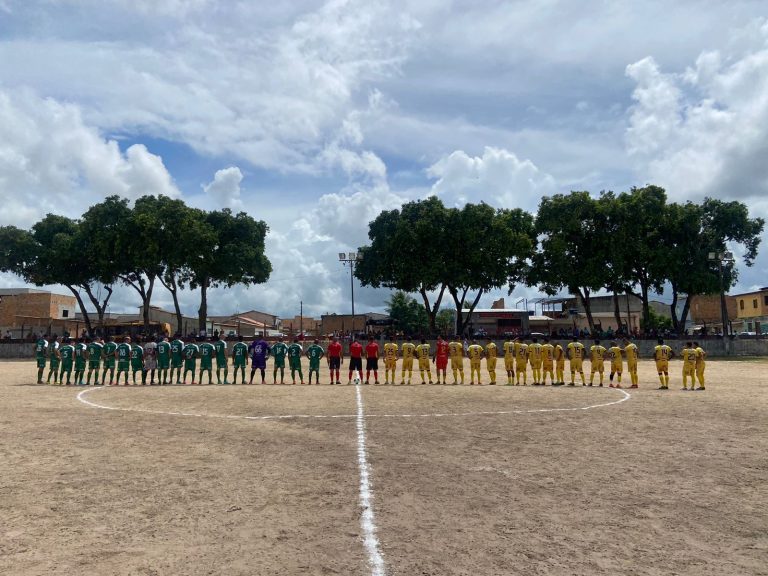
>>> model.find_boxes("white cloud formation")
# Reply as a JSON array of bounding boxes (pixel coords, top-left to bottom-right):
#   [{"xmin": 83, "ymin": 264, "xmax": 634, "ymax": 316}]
[
  {"xmin": 202, "ymin": 167, "xmax": 243, "ymax": 210},
  {"xmin": 427, "ymin": 146, "xmax": 557, "ymax": 211},
  {"xmin": 0, "ymin": 89, "xmax": 179, "ymax": 227}
]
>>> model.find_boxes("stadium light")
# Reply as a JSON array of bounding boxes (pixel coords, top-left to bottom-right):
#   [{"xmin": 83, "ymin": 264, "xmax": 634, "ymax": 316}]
[
  {"xmin": 339, "ymin": 252, "xmax": 362, "ymax": 335},
  {"xmin": 338, "ymin": 253, "xmax": 346, "ymax": 261}
]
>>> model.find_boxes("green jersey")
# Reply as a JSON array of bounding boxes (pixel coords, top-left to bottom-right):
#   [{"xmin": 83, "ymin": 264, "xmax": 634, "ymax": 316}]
[
  {"xmin": 287, "ymin": 343, "xmax": 303, "ymax": 365},
  {"xmin": 182, "ymin": 343, "xmax": 199, "ymax": 369},
  {"xmin": 232, "ymin": 342, "xmax": 248, "ymax": 366},
  {"xmin": 199, "ymin": 342, "xmax": 215, "ymax": 369},
  {"xmin": 157, "ymin": 340, "xmax": 171, "ymax": 369},
  {"xmin": 170, "ymin": 339, "xmax": 184, "ymax": 368},
  {"xmin": 271, "ymin": 341, "xmax": 288, "ymax": 367},
  {"xmin": 35, "ymin": 338, "xmax": 48, "ymax": 360},
  {"xmin": 49, "ymin": 342, "xmax": 61, "ymax": 368},
  {"xmin": 214, "ymin": 339, "xmax": 227, "ymax": 365},
  {"xmin": 74, "ymin": 343, "xmax": 88, "ymax": 370},
  {"xmin": 116, "ymin": 343, "xmax": 132, "ymax": 368},
  {"xmin": 87, "ymin": 342, "xmax": 103, "ymax": 366},
  {"xmin": 307, "ymin": 344, "xmax": 324, "ymax": 368},
  {"xmin": 103, "ymin": 342, "xmax": 118, "ymax": 367},
  {"xmin": 130, "ymin": 345, "xmax": 144, "ymax": 371},
  {"xmin": 59, "ymin": 344, "xmax": 75, "ymax": 368}
]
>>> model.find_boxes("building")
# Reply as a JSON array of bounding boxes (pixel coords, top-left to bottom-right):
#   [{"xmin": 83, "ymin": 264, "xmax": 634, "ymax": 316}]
[
  {"xmin": 209, "ymin": 310, "xmax": 281, "ymax": 338},
  {"xmin": 320, "ymin": 313, "xmax": 389, "ymax": 336},
  {"xmin": 280, "ymin": 315, "xmax": 322, "ymax": 336},
  {"xmin": 0, "ymin": 288, "xmax": 80, "ymax": 338},
  {"xmin": 460, "ymin": 308, "xmax": 531, "ymax": 337},
  {"xmin": 553, "ymin": 294, "xmax": 672, "ymax": 332},
  {"xmin": 689, "ymin": 294, "xmax": 738, "ymax": 334},
  {"xmin": 733, "ymin": 288, "xmax": 768, "ymax": 334}
]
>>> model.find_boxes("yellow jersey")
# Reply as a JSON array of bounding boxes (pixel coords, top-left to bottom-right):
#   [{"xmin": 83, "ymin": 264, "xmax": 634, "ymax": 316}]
[
  {"xmin": 448, "ymin": 341, "xmax": 463, "ymax": 358},
  {"xmin": 514, "ymin": 342, "xmax": 528, "ymax": 362},
  {"xmin": 503, "ymin": 341, "xmax": 515, "ymax": 360},
  {"xmin": 415, "ymin": 343, "xmax": 431, "ymax": 360},
  {"xmin": 653, "ymin": 344, "xmax": 672, "ymax": 361},
  {"xmin": 695, "ymin": 346, "xmax": 706, "ymax": 367},
  {"xmin": 682, "ymin": 347, "xmax": 697, "ymax": 366},
  {"xmin": 589, "ymin": 345, "xmax": 606, "ymax": 363},
  {"xmin": 384, "ymin": 342, "xmax": 398, "ymax": 360},
  {"xmin": 485, "ymin": 342, "xmax": 497, "ymax": 359},
  {"xmin": 624, "ymin": 343, "xmax": 638, "ymax": 364},
  {"xmin": 567, "ymin": 342, "xmax": 585, "ymax": 360},
  {"xmin": 541, "ymin": 343, "xmax": 555, "ymax": 364},
  {"xmin": 401, "ymin": 343, "xmax": 415, "ymax": 359},
  {"xmin": 467, "ymin": 344, "xmax": 484, "ymax": 361},
  {"xmin": 608, "ymin": 346, "xmax": 623, "ymax": 363},
  {"xmin": 554, "ymin": 344, "xmax": 565, "ymax": 364}
]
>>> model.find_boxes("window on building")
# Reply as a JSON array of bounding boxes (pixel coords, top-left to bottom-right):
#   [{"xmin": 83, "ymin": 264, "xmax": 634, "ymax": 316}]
[
  {"xmin": 764, "ymin": 295, "xmax": 768, "ymax": 306},
  {"xmin": 62, "ymin": 310, "xmax": 69, "ymax": 318},
  {"xmin": 754, "ymin": 299, "xmax": 758, "ymax": 309},
  {"xmin": 740, "ymin": 300, "xmax": 745, "ymax": 310}
]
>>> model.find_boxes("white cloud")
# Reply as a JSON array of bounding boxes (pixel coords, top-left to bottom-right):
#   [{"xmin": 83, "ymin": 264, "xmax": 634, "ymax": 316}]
[
  {"xmin": 427, "ymin": 146, "xmax": 557, "ymax": 211},
  {"xmin": 0, "ymin": 89, "xmax": 179, "ymax": 227},
  {"xmin": 202, "ymin": 167, "xmax": 243, "ymax": 210}
]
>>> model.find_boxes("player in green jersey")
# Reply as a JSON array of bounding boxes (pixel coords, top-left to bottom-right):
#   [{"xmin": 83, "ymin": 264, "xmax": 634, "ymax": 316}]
[
  {"xmin": 170, "ymin": 335, "xmax": 185, "ymax": 384},
  {"xmin": 101, "ymin": 336, "xmax": 118, "ymax": 385},
  {"xmin": 74, "ymin": 338, "xmax": 88, "ymax": 385},
  {"xmin": 287, "ymin": 338, "xmax": 304, "ymax": 384},
  {"xmin": 131, "ymin": 337, "xmax": 145, "ymax": 385},
  {"xmin": 231, "ymin": 335, "xmax": 248, "ymax": 384},
  {"xmin": 271, "ymin": 337, "xmax": 288, "ymax": 384},
  {"xmin": 199, "ymin": 336, "xmax": 215, "ymax": 385},
  {"xmin": 59, "ymin": 338, "xmax": 75, "ymax": 385},
  {"xmin": 34, "ymin": 334, "xmax": 49, "ymax": 383},
  {"xmin": 115, "ymin": 336, "xmax": 132, "ymax": 385},
  {"xmin": 157, "ymin": 336, "xmax": 171, "ymax": 384},
  {"xmin": 215, "ymin": 335, "xmax": 228, "ymax": 384},
  {"xmin": 306, "ymin": 340, "xmax": 324, "ymax": 385},
  {"xmin": 47, "ymin": 335, "xmax": 61, "ymax": 385},
  {"xmin": 182, "ymin": 341, "xmax": 200, "ymax": 384},
  {"xmin": 86, "ymin": 336, "xmax": 103, "ymax": 385}
]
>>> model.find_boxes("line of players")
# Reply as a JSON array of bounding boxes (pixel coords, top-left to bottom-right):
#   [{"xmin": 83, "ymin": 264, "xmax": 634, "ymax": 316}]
[{"xmin": 33, "ymin": 332, "xmax": 707, "ymax": 390}]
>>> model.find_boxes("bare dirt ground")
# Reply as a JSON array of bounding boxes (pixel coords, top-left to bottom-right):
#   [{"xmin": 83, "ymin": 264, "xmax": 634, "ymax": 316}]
[{"xmin": 1, "ymin": 358, "xmax": 766, "ymax": 576}]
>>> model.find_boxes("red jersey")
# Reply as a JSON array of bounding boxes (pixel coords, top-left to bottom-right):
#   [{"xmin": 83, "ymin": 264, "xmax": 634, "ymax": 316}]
[
  {"xmin": 349, "ymin": 341, "xmax": 363, "ymax": 358},
  {"xmin": 327, "ymin": 341, "xmax": 342, "ymax": 358},
  {"xmin": 435, "ymin": 340, "xmax": 449, "ymax": 358},
  {"xmin": 365, "ymin": 342, "xmax": 379, "ymax": 359}
]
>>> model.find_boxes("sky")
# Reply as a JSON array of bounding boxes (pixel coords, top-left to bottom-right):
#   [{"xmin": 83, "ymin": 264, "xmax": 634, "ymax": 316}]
[{"xmin": 1, "ymin": 0, "xmax": 768, "ymax": 320}]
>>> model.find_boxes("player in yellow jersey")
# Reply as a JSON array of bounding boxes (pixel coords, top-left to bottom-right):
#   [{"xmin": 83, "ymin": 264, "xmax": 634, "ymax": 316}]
[
  {"xmin": 448, "ymin": 337, "xmax": 464, "ymax": 384},
  {"xmin": 513, "ymin": 338, "xmax": 529, "ymax": 385},
  {"xmin": 554, "ymin": 341, "xmax": 565, "ymax": 385},
  {"xmin": 467, "ymin": 339, "xmax": 484, "ymax": 384},
  {"xmin": 589, "ymin": 340, "xmax": 606, "ymax": 386},
  {"xmin": 502, "ymin": 338, "xmax": 515, "ymax": 385},
  {"xmin": 541, "ymin": 337, "xmax": 555, "ymax": 385},
  {"xmin": 653, "ymin": 338, "xmax": 673, "ymax": 389},
  {"xmin": 528, "ymin": 337, "xmax": 543, "ymax": 385},
  {"xmin": 567, "ymin": 337, "xmax": 586, "ymax": 386},
  {"xmin": 400, "ymin": 336, "xmax": 415, "ymax": 385},
  {"xmin": 681, "ymin": 341, "xmax": 697, "ymax": 390},
  {"xmin": 415, "ymin": 338, "xmax": 432, "ymax": 384},
  {"xmin": 607, "ymin": 341, "xmax": 623, "ymax": 388},
  {"xmin": 693, "ymin": 341, "xmax": 706, "ymax": 390},
  {"xmin": 485, "ymin": 338, "xmax": 498, "ymax": 384},
  {"xmin": 622, "ymin": 338, "xmax": 639, "ymax": 388},
  {"xmin": 383, "ymin": 336, "xmax": 398, "ymax": 385}
]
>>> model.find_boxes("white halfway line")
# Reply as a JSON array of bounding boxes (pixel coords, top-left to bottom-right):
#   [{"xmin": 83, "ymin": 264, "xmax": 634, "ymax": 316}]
[
  {"xmin": 76, "ymin": 386, "xmax": 632, "ymax": 420},
  {"xmin": 355, "ymin": 384, "xmax": 386, "ymax": 576}
]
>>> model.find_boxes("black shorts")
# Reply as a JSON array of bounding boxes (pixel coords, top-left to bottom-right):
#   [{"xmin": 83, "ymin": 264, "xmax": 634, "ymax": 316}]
[
  {"xmin": 329, "ymin": 356, "xmax": 341, "ymax": 370},
  {"xmin": 366, "ymin": 358, "xmax": 379, "ymax": 371},
  {"xmin": 349, "ymin": 357, "xmax": 363, "ymax": 372}
]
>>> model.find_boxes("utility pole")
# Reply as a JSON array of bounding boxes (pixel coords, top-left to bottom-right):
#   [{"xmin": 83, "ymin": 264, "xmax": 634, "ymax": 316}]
[{"xmin": 339, "ymin": 252, "xmax": 361, "ymax": 335}]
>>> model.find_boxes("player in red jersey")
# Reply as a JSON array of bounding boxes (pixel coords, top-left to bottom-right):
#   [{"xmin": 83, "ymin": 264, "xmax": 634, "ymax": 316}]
[
  {"xmin": 348, "ymin": 337, "xmax": 364, "ymax": 384},
  {"xmin": 433, "ymin": 335, "xmax": 449, "ymax": 385},
  {"xmin": 364, "ymin": 335, "xmax": 380, "ymax": 384},
  {"xmin": 327, "ymin": 336, "xmax": 343, "ymax": 385}
]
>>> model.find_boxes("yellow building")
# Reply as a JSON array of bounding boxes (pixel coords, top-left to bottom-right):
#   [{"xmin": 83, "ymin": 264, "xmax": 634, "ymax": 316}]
[{"xmin": 734, "ymin": 288, "xmax": 768, "ymax": 334}]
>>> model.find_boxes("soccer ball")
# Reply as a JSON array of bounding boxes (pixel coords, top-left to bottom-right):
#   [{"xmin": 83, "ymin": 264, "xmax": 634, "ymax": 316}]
[{"xmin": 352, "ymin": 370, "xmax": 361, "ymax": 386}]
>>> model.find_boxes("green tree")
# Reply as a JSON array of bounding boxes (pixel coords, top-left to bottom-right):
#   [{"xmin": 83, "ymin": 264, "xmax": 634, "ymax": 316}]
[
  {"xmin": 435, "ymin": 308, "xmax": 455, "ymax": 335},
  {"xmin": 386, "ymin": 291, "xmax": 429, "ymax": 335},
  {"xmin": 356, "ymin": 197, "xmax": 449, "ymax": 334},
  {"xmin": 531, "ymin": 192, "xmax": 608, "ymax": 331},
  {"xmin": 188, "ymin": 209, "xmax": 271, "ymax": 332}
]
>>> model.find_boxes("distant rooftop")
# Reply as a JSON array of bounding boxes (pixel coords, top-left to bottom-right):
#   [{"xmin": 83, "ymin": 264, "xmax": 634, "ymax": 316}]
[{"xmin": 0, "ymin": 287, "xmax": 70, "ymax": 297}]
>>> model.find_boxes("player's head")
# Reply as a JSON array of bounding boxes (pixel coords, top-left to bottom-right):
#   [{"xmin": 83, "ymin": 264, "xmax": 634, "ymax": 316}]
[
  {"xmin": 686, "ymin": 341, "xmax": 693, "ymax": 347},
  {"xmin": 124, "ymin": 336, "xmax": 131, "ymax": 343},
  {"xmin": 108, "ymin": 335, "xmax": 115, "ymax": 342},
  {"xmin": 314, "ymin": 338, "xmax": 319, "ymax": 344},
  {"xmin": 610, "ymin": 340, "xmax": 616, "ymax": 347},
  {"xmin": 331, "ymin": 335, "xmax": 338, "ymax": 342},
  {"xmin": 594, "ymin": 339, "xmax": 600, "ymax": 345},
  {"xmin": 407, "ymin": 335, "xmax": 412, "ymax": 342},
  {"xmin": 136, "ymin": 335, "xmax": 143, "ymax": 344},
  {"xmin": 388, "ymin": 334, "xmax": 394, "ymax": 342},
  {"xmin": 293, "ymin": 337, "xmax": 299, "ymax": 343},
  {"xmin": 238, "ymin": 334, "xmax": 244, "ymax": 342},
  {"xmin": 531, "ymin": 337, "xmax": 537, "ymax": 343},
  {"xmin": 693, "ymin": 341, "xmax": 700, "ymax": 347},
  {"xmin": 544, "ymin": 337, "xmax": 550, "ymax": 343},
  {"xmin": 657, "ymin": 338, "xmax": 664, "ymax": 344},
  {"xmin": 622, "ymin": 337, "xmax": 629, "ymax": 345},
  {"xmin": 572, "ymin": 336, "xmax": 578, "ymax": 342},
  {"xmin": 368, "ymin": 334, "xmax": 374, "ymax": 341},
  {"xmin": 421, "ymin": 338, "xmax": 427, "ymax": 344}
]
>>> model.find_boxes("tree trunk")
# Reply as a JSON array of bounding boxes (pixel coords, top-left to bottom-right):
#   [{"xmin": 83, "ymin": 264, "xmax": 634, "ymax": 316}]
[
  {"xmin": 449, "ymin": 285, "xmax": 484, "ymax": 336},
  {"xmin": 419, "ymin": 284, "xmax": 446, "ymax": 335},
  {"xmin": 159, "ymin": 273, "xmax": 183, "ymax": 336},
  {"xmin": 119, "ymin": 272, "xmax": 155, "ymax": 334},
  {"xmin": 612, "ymin": 291, "xmax": 623, "ymax": 333},
  {"xmin": 66, "ymin": 285, "xmax": 92, "ymax": 336},
  {"xmin": 679, "ymin": 294, "xmax": 692, "ymax": 335},
  {"xmin": 142, "ymin": 275, "xmax": 155, "ymax": 333},
  {"xmin": 82, "ymin": 284, "xmax": 112, "ymax": 335},
  {"xmin": 576, "ymin": 287, "xmax": 595, "ymax": 334},
  {"xmin": 640, "ymin": 283, "xmax": 650, "ymax": 329},
  {"xmin": 198, "ymin": 277, "xmax": 209, "ymax": 333},
  {"xmin": 670, "ymin": 283, "xmax": 680, "ymax": 334}
]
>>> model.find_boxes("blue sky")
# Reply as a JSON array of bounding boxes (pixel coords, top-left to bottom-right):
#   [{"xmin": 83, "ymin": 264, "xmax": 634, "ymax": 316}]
[{"xmin": 1, "ymin": 1, "xmax": 767, "ymax": 319}]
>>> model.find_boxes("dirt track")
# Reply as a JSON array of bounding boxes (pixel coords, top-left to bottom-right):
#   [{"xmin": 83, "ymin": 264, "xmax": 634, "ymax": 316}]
[{"xmin": 1, "ymin": 358, "xmax": 766, "ymax": 575}]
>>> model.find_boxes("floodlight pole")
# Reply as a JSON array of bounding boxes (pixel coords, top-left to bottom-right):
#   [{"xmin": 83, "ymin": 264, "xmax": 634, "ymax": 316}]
[{"xmin": 339, "ymin": 253, "xmax": 361, "ymax": 334}]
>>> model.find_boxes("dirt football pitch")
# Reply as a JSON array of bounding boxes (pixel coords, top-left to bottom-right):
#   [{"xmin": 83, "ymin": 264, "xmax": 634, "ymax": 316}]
[{"xmin": 1, "ymin": 357, "xmax": 767, "ymax": 576}]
